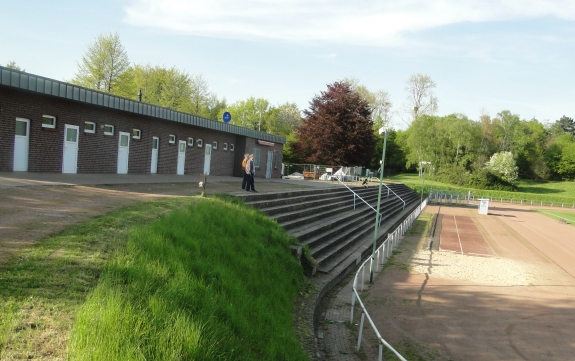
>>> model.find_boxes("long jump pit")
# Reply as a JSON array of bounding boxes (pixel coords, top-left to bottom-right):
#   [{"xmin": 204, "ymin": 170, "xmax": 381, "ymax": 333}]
[{"xmin": 360, "ymin": 203, "xmax": 575, "ymax": 361}]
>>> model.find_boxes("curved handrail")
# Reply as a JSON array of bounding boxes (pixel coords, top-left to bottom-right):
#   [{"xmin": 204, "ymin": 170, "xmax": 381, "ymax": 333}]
[
  {"xmin": 349, "ymin": 199, "xmax": 428, "ymax": 360},
  {"xmin": 381, "ymin": 182, "xmax": 406, "ymax": 209},
  {"xmin": 334, "ymin": 175, "xmax": 383, "ymax": 227},
  {"xmin": 361, "ymin": 177, "xmax": 406, "ymax": 210}
]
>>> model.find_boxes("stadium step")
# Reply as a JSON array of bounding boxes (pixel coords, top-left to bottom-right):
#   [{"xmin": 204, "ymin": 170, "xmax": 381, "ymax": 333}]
[{"xmin": 235, "ymin": 182, "xmax": 421, "ymax": 275}]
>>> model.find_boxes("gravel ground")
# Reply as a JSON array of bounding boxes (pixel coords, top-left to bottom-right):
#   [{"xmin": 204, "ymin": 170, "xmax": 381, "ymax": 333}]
[{"xmin": 403, "ymin": 250, "xmax": 555, "ymax": 286}]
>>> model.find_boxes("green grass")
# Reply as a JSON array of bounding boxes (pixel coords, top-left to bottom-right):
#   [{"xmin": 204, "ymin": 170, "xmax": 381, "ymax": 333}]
[
  {"xmin": 0, "ymin": 196, "xmax": 309, "ymax": 360},
  {"xmin": 387, "ymin": 173, "xmax": 575, "ymax": 205},
  {"xmin": 534, "ymin": 209, "xmax": 575, "ymax": 226},
  {"xmin": 0, "ymin": 198, "xmax": 192, "ymax": 360}
]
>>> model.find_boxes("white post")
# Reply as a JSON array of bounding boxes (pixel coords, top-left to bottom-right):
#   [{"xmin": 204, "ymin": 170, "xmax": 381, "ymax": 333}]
[
  {"xmin": 378, "ymin": 344, "xmax": 383, "ymax": 361},
  {"xmin": 361, "ymin": 265, "xmax": 365, "ymax": 291},
  {"xmin": 357, "ymin": 313, "xmax": 365, "ymax": 351},
  {"xmin": 350, "ymin": 293, "xmax": 355, "ymax": 324}
]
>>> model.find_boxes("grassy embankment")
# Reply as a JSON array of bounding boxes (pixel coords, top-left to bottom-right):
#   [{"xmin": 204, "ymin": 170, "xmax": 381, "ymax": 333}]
[
  {"xmin": 387, "ymin": 173, "xmax": 575, "ymax": 205},
  {"xmin": 0, "ymin": 196, "xmax": 309, "ymax": 360}
]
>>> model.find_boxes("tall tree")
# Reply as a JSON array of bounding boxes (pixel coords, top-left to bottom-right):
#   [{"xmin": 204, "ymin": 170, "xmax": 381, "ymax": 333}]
[
  {"xmin": 555, "ymin": 115, "xmax": 575, "ymax": 135},
  {"xmin": 223, "ymin": 97, "xmax": 271, "ymax": 131},
  {"xmin": 264, "ymin": 103, "xmax": 302, "ymax": 138},
  {"xmin": 5, "ymin": 61, "xmax": 24, "ymax": 71},
  {"xmin": 344, "ymin": 77, "xmax": 393, "ymax": 129},
  {"xmin": 189, "ymin": 74, "xmax": 211, "ymax": 115},
  {"xmin": 403, "ymin": 73, "xmax": 438, "ymax": 124},
  {"xmin": 115, "ymin": 64, "xmax": 193, "ymax": 111},
  {"xmin": 72, "ymin": 32, "xmax": 129, "ymax": 93},
  {"xmin": 290, "ymin": 81, "xmax": 375, "ymax": 165}
]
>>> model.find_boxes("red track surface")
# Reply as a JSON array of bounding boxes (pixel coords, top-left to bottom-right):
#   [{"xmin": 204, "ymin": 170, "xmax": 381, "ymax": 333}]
[{"xmin": 440, "ymin": 215, "xmax": 494, "ymax": 256}]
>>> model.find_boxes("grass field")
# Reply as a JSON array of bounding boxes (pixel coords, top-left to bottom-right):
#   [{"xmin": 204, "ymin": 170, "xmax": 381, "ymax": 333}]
[
  {"xmin": 0, "ymin": 196, "xmax": 309, "ymax": 360},
  {"xmin": 534, "ymin": 210, "xmax": 575, "ymax": 226},
  {"xmin": 387, "ymin": 173, "xmax": 575, "ymax": 204}
]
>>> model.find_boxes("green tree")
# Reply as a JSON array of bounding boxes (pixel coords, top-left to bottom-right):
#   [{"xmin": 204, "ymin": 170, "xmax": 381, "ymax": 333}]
[
  {"xmin": 290, "ymin": 81, "xmax": 375, "ymax": 165},
  {"xmin": 115, "ymin": 64, "xmax": 193, "ymax": 111},
  {"xmin": 223, "ymin": 97, "xmax": 272, "ymax": 131},
  {"xmin": 72, "ymin": 32, "xmax": 130, "ymax": 93},
  {"xmin": 493, "ymin": 110, "xmax": 520, "ymax": 152},
  {"xmin": 555, "ymin": 115, "xmax": 575, "ymax": 135},
  {"xmin": 263, "ymin": 103, "xmax": 302, "ymax": 138},
  {"xmin": 545, "ymin": 134, "xmax": 575, "ymax": 180},
  {"xmin": 5, "ymin": 61, "xmax": 24, "ymax": 71}
]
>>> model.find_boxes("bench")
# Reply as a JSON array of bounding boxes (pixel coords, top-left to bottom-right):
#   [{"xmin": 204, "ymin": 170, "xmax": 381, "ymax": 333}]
[{"xmin": 303, "ymin": 171, "xmax": 316, "ymax": 180}]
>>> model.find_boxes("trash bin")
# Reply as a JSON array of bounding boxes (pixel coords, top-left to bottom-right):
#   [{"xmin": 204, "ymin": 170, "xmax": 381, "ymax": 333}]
[{"xmin": 478, "ymin": 198, "xmax": 489, "ymax": 215}]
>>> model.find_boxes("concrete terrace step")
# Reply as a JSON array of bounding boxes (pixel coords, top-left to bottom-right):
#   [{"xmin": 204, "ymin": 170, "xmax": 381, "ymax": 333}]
[{"xmin": 238, "ymin": 184, "xmax": 421, "ymax": 275}]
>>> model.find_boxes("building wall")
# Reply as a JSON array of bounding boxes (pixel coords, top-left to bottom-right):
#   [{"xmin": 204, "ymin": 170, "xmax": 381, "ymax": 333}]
[{"xmin": 0, "ymin": 86, "xmax": 282, "ymax": 177}]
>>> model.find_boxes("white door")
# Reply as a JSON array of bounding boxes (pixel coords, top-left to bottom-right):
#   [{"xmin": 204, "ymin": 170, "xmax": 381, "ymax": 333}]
[
  {"xmin": 177, "ymin": 140, "xmax": 186, "ymax": 175},
  {"xmin": 117, "ymin": 132, "xmax": 130, "ymax": 174},
  {"xmin": 13, "ymin": 118, "xmax": 30, "ymax": 171},
  {"xmin": 203, "ymin": 144, "xmax": 212, "ymax": 175},
  {"xmin": 265, "ymin": 151, "xmax": 273, "ymax": 178},
  {"xmin": 151, "ymin": 137, "xmax": 159, "ymax": 174},
  {"xmin": 62, "ymin": 124, "xmax": 80, "ymax": 173}
]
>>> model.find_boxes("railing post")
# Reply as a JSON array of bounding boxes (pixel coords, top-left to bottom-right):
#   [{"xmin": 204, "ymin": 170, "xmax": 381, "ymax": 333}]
[
  {"xmin": 378, "ymin": 343, "xmax": 383, "ymax": 361},
  {"xmin": 350, "ymin": 292, "xmax": 355, "ymax": 324},
  {"xmin": 356, "ymin": 312, "xmax": 365, "ymax": 351},
  {"xmin": 361, "ymin": 265, "xmax": 365, "ymax": 291}
]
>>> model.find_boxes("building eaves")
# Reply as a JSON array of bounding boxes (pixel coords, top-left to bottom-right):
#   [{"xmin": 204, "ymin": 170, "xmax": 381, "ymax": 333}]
[{"xmin": 0, "ymin": 66, "xmax": 285, "ymax": 144}]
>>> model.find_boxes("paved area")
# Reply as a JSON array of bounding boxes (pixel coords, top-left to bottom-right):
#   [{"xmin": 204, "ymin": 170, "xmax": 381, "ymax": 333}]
[{"xmin": 0, "ymin": 172, "xmax": 340, "ymax": 189}]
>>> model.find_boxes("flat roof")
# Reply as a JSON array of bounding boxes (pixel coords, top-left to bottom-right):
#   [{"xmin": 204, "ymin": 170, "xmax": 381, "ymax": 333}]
[{"xmin": 0, "ymin": 66, "xmax": 285, "ymax": 144}]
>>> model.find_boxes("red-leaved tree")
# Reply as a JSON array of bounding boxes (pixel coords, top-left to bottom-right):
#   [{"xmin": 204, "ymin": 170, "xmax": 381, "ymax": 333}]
[{"xmin": 290, "ymin": 81, "xmax": 375, "ymax": 166}]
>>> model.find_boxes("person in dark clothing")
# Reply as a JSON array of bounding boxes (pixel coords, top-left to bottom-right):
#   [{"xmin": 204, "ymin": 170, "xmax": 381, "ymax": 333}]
[
  {"xmin": 241, "ymin": 153, "xmax": 249, "ymax": 189},
  {"xmin": 245, "ymin": 154, "xmax": 256, "ymax": 192}
]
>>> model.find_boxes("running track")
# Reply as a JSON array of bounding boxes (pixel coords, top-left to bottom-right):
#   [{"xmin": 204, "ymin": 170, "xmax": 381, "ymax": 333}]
[{"xmin": 440, "ymin": 215, "xmax": 494, "ymax": 256}]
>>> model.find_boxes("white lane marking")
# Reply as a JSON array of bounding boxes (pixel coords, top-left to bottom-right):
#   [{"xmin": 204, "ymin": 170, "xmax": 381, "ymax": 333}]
[
  {"xmin": 538, "ymin": 210, "xmax": 575, "ymax": 223},
  {"xmin": 454, "ymin": 215, "xmax": 464, "ymax": 255}
]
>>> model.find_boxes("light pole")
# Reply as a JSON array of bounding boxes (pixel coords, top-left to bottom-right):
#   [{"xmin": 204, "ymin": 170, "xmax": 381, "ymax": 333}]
[
  {"xmin": 370, "ymin": 127, "xmax": 388, "ymax": 283},
  {"xmin": 420, "ymin": 161, "xmax": 431, "ymax": 204}
]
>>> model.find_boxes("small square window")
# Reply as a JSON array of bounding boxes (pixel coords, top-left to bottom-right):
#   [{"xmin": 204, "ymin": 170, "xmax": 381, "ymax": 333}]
[
  {"xmin": 213, "ymin": 141, "xmax": 218, "ymax": 150},
  {"xmin": 84, "ymin": 121, "xmax": 96, "ymax": 133},
  {"xmin": 187, "ymin": 137, "xmax": 194, "ymax": 146},
  {"xmin": 133, "ymin": 129, "xmax": 141, "ymax": 139},
  {"xmin": 223, "ymin": 143, "xmax": 228, "ymax": 151},
  {"xmin": 104, "ymin": 124, "xmax": 114, "ymax": 136},
  {"xmin": 197, "ymin": 139, "xmax": 203, "ymax": 147},
  {"xmin": 230, "ymin": 144, "xmax": 235, "ymax": 151},
  {"xmin": 169, "ymin": 135, "xmax": 176, "ymax": 144},
  {"xmin": 42, "ymin": 115, "xmax": 56, "ymax": 129}
]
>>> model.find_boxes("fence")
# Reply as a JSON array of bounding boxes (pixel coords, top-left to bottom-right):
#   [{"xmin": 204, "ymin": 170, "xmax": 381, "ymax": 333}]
[
  {"xmin": 428, "ymin": 190, "xmax": 575, "ymax": 209},
  {"xmin": 283, "ymin": 163, "xmax": 362, "ymax": 181},
  {"xmin": 350, "ymin": 199, "xmax": 428, "ymax": 361}
]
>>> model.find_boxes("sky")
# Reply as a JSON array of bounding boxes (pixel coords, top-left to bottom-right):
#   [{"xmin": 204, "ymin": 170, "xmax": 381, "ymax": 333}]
[{"xmin": 1, "ymin": 0, "xmax": 574, "ymax": 129}]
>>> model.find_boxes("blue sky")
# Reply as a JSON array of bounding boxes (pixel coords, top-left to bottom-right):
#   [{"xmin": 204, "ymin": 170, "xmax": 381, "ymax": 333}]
[{"xmin": 1, "ymin": 0, "xmax": 574, "ymax": 129}]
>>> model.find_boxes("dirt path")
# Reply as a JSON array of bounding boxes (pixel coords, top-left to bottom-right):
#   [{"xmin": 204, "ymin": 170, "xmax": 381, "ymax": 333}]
[
  {"xmin": 0, "ymin": 180, "xmax": 311, "ymax": 262},
  {"xmin": 360, "ymin": 204, "xmax": 575, "ymax": 361}
]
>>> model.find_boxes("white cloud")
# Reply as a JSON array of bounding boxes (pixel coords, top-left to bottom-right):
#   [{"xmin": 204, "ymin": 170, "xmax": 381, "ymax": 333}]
[{"xmin": 124, "ymin": 0, "xmax": 575, "ymax": 45}]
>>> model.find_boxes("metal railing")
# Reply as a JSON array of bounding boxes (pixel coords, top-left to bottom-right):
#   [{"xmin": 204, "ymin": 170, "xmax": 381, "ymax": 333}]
[
  {"xmin": 381, "ymin": 182, "xmax": 406, "ymax": 210},
  {"xmin": 334, "ymin": 175, "xmax": 383, "ymax": 227},
  {"xmin": 360, "ymin": 178, "xmax": 407, "ymax": 210},
  {"xmin": 428, "ymin": 191, "xmax": 575, "ymax": 209},
  {"xmin": 350, "ymin": 199, "xmax": 427, "ymax": 361}
]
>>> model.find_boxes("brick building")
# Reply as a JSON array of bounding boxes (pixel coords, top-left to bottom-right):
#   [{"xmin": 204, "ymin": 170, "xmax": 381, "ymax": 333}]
[{"xmin": 0, "ymin": 66, "xmax": 284, "ymax": 178}]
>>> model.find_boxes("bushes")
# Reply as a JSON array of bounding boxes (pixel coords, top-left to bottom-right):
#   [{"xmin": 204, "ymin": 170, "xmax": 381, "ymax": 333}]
[{"xmin": 467, "ymin": 169, "xmax": 518, "ymax": 191}]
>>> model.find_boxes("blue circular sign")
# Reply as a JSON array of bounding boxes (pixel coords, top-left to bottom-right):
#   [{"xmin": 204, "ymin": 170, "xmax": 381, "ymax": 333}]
[{"xmin": 222, "ymin": 111, "xmax": 232, "ymax": 123}]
